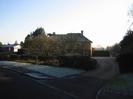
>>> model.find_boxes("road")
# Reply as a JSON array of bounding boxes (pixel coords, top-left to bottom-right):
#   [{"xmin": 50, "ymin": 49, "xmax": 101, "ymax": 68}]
[
  {"xmin": 0, "ymin": 57, "xmax": 119, "ymax": 79},
  {"xmin": 0, "ymin": 57, "xmax": 120, "ymax": 99},
  {"xmin": 0, "ymin": 69, "xmax": 81, "ymax": 99},
  {"xmin": 0, "ymin": 68, "xmax": 88, "ymax": 99},
  {"xmin": 0, "ymin": 67, "xmax": 106, "ymax": 99},
  {"xmin": 84, "ymin": 57, "xmax": 120, "ymax": 79}
]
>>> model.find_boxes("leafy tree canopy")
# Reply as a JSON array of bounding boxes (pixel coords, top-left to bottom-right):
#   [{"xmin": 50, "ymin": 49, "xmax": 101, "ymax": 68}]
[
  {"xmin": 120, "ymin": 30, "xmax": 133, "ymax": 53},
  {"xmin": 25, "ymin": 27, "xmax": 46, "ymax": 41},
  {"xmin": 23, "ymin": 27, "xmax": 55, "ymax": 56},
  {"xmin": 32, "ymin": 27, "xmax": 46, "ymax": 37},
  {"xmin": 24, "ymin": 27, "xmax": 47, "ymax": 48}
]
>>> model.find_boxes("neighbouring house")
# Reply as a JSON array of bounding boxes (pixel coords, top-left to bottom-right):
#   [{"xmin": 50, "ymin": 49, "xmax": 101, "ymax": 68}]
[
  {"xmin": 1, "ymin": 44, "xmax": 21, "ymax": 52},
  {"xmin": 48, "ymin": 30, "xmax": 92, "ymax": 56}
]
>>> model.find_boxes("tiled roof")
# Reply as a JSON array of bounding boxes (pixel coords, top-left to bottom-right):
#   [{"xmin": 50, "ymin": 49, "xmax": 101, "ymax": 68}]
[{"xmin": 48, "ymin": 33, "xmax": 92, "ymax": 43}]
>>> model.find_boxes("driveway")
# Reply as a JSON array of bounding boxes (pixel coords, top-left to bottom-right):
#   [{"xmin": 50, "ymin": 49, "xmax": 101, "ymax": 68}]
[{"xmin": 84, "ymin": 57, "xmax": 120, "ymax": 79}]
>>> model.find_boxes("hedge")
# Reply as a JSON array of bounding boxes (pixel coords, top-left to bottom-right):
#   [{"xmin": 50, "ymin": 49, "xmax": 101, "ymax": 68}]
[
  {"xmin": 116, "ymin": 53, "xmax": 133, "ymax": 73},
  {"xmin": 58, "ymin": 56, "xmax": 97, "ymax": 70}
]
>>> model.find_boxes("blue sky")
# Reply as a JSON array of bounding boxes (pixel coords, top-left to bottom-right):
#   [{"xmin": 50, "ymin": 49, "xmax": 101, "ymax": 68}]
[{"xmin": 0, "ymin": 0, "xmax": 132, "ymax": 47}]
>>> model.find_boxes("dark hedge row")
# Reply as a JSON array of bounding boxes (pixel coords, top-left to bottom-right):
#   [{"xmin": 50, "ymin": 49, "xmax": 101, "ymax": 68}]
[
  {"xmin": 116, "ymin": 53, "xmax": 133, "ymax": 73},
  {"xmin": 0, "ymin": 52, "xmax": 97, "ymax": 71},
  {"xmin": 58, "ymin": 56, "xmax": 97, "ymax": 70}
]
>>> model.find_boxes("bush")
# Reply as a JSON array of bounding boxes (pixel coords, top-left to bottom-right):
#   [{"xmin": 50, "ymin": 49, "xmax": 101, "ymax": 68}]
[
  {"xmin": 0, "ymin": 52, "xmax": 21, "ymax": 60},
  {"xmin": 10, "ymin": 54, "xmax": 20, "ymax": 60},
  {"xmin": 38, "ymin": 56, "xmax": 59, "ymax": 66},
  {"xmin": 20, "ymin": 54, "xmax": 35, "ymax": 60},
  {"xmin": 0, "ymin": 52, "xmax": 13, "ymax": 60},
  {"xmin": 58, "ymin": 56, "xmax": 97, "ymax": 70},
  {"xmin": 116, "ymin": 53, "xmax": 133, "ymax": 73}
]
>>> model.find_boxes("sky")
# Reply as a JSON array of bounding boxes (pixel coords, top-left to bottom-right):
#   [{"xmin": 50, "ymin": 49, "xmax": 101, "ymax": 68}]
[{"xmin": 0, "ymin": 0, "xmax": 133, "ymax": 48}]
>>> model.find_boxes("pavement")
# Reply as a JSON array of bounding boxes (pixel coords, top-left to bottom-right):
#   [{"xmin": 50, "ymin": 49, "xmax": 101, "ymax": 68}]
[{"xmin": 0, "ymin": 61, "xmax": 85, "ymax": 79}]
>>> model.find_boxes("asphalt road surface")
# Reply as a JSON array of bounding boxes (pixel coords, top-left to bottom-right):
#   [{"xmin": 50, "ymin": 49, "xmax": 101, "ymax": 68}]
[
  {"xmin": 84, "ymin": 57, "xmax": 120, "ymax": 79},
  {"xmin": 0, "ymin": 57, "xmax": 119, "ymax": 99},
  {"xmin": 0, "ymin": 68, "xmax": 91, "ymax": 99},
  {"xmin": 0, "ymin": 68, "xmax": 106, "ymax": 99}
]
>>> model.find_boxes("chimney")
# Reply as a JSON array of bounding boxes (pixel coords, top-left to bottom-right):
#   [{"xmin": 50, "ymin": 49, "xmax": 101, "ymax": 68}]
[{"xmin": 81, "ymin": 30, "xmax": 83, "ymax": 35}]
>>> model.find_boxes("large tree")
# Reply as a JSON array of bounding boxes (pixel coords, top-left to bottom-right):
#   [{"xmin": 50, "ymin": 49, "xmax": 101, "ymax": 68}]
[
  {"xmin": 120, "ymin": 30, "xmax": 133, "ymax": 54},
  {"xmin": 119, "ymin": 4, "xmax": 133, "ymax": 54},
  {"xmin": 23, "ymin": 27, "xmax": 50, "ymax": 56},
  {"xmin": 107, "ymin": 43, "xmax": 121, "ymax": 56},
  {"xmin": 117, "ymin": 30, "xmax": 133, "ymax": 73},
  {"xmin": 32, "ymin": 27, "xmax": 46, "ymax": 37}
]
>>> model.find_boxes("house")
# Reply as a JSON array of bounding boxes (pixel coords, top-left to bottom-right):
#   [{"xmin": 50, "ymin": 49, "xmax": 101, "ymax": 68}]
[
  {"xmin": 2, "ymin": 44, "xmax": 21, "ymax": 52},
  {"xmin": 48, "ymin": 30, "xmax": 92, "ymax": 56}
]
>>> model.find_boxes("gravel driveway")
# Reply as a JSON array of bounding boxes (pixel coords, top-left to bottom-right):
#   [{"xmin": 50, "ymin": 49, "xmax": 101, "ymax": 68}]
[{"xmin": 84, "ymin": 57, "xmax": 120, "ymax": 79}]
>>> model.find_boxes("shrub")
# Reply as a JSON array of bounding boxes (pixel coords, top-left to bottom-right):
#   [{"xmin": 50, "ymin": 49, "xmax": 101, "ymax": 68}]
[
  {"xmin": 38, "ymin": 56, "xmax": 59, "ymax": 66},
  {"xmin": 0, "ymin": 52, "xmax": 13, "ymax": 60},
  {"xmin": 10, "ymin": 54, "xmax": 20, "ymax": 60},
  {"xmin": 20, "ymin": 55, "xmax": 35, "ymax": 60}
]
